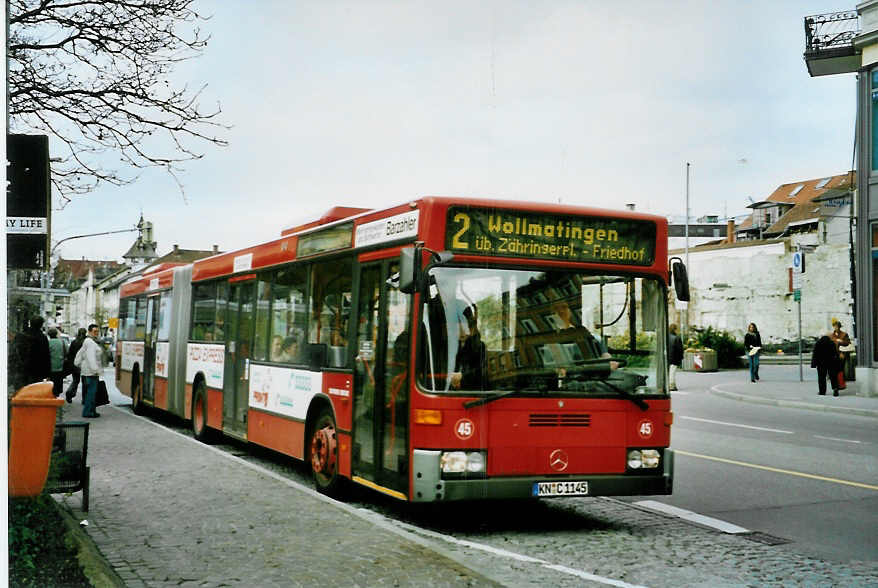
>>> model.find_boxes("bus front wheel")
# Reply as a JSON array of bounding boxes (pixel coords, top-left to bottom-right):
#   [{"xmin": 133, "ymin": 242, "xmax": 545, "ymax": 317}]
[{"xmin": 308, "ymin": 408, "xmax": 341, "ymax": 496}]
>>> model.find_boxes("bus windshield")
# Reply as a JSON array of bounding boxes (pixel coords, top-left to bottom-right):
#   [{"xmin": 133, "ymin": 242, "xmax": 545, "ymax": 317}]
[{"xmin": 417, "ymin": 267, "xmax": 666, "ymax": 397}]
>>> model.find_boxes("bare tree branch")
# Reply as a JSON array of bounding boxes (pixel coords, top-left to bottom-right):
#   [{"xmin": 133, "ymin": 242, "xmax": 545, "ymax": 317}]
[{"xmin": 8, "ymin": 0, "xmax": 229, "ymax": 204}]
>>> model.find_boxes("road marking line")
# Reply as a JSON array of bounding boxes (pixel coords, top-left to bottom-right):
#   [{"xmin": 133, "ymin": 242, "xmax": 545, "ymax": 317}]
[
  {"xmin": 394, "ymin": 520, "xmax": 648, "ymax": 588},
  {"xmin": 813, "ymin": 435, "xmax": 862, "ymax": 444},
  {"xmin": 679, "ymin": 416, "xmax": 794, "ymax": 434},
  {"xmin": 634, "ymin": 500, "xmax": 749, "ymax": 534},
  {"xmin": 676, "ymin": 450, "xmax": 878, "ymax": 491}
]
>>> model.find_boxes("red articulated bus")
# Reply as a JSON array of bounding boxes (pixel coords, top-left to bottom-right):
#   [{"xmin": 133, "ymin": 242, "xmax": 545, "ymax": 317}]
[{"xmin": 117, "ymin": 197, "xmax": 689, "ymax": 501}]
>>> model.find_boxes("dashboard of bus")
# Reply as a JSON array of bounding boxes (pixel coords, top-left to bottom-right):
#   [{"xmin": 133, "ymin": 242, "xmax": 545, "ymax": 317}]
[{"xmin": 415, "ymin": 266, "xmax": 668, "ymax": 399}]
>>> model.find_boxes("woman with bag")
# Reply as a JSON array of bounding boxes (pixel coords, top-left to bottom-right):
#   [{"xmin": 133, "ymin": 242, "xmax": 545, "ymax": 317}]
[
  {"xmin": 64, "ymin": 328, "xmax": 87, "ymax": 403},
  {"xmin": 830, "ymin": 318, "xmax": 851, "ymax": 391},
  {"xmin": 744, "ymin": 322, "xmax": 762, "ymax": 383}
]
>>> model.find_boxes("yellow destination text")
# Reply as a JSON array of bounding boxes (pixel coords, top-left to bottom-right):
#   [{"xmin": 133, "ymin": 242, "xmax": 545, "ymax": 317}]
[{"xmin": 487, "ymin": 214, "xmax": 618, "ymax": 247}]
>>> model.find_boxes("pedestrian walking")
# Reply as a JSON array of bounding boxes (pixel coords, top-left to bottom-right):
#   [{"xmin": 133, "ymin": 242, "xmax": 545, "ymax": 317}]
[
  {"xmin": 78, "ymin": 323, "xmax": 103, "ymax": 418},
  {"xmin": 64, "ymin": 328, "xmax": 87, "ymax": 403},
  {"xmin": 8, "ymin": 316, "xmax": 51, "ymax": 392},
  {"xmin": 744, "ymin": 322, "xmax": 762, "ymax": 383},
  {"xmin": 47, "ymin": 327, "xmax": 68, "ymax": 398},
  {"xmin": 811, "ymin": 334, "xmax": 841, "ymax": 396},
  {"xmin": 830, "ymin": 318, "xmax": 851, "ymax": 390},
  {"xmin": 668, "ymin": 323, "xmax": 683, "ymax": 391}
]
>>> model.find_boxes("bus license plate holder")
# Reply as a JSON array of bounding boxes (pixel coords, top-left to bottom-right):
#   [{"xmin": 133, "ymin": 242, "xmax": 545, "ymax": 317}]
[{"xmin": 532, "ymin": 480, "xmax": 589, "ymax": 497}]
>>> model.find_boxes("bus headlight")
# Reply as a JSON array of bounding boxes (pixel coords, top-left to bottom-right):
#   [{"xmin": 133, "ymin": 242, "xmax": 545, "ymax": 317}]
[
  {"xmin": 627, "ymin": 449, "xmax": 661, "ymax": 470},
  {"xmin": 440, "ymin": 451, "xmax": 487, "ymax": 477}
]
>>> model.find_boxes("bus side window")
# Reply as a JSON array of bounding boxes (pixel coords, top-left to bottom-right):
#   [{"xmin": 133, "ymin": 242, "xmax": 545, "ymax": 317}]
[
  {"xmin": 271, "ymin": 265, "xmax": 308, "ymax": 363},
  {"xmin": 191, "ymin": 282, "xmax": 217, "ymax": 341},
  {"xmin": 309, "ymin": 258, "xmax": 352, "ymax": 367}
]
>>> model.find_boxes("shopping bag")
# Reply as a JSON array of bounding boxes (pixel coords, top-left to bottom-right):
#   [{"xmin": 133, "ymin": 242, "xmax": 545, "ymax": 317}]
[
  {"xmin": 837, "ymin": 371, "xmax": 846, "ymax": 391},
  {"xmin": 96, "ymin": 380, "xmax": 110, "ymax": 406}
]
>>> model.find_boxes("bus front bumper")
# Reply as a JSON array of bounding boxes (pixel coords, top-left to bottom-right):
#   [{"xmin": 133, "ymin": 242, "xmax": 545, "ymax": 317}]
[{"xmin": 412, "ymin": 449, "xmax": 674, "ymax": 502}]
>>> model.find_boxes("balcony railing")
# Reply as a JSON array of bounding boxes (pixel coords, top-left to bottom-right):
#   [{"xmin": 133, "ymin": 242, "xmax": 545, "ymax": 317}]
[
  {"xmin": 804, "ymin": 10, "xmax": 861, "ymax": 76},
  {"xmin": 805, "ymin": 10, "xmax": 859, "ymax": 53}
]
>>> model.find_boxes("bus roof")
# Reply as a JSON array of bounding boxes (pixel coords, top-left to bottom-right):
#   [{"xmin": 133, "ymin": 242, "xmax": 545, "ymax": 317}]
[
  {"xmin": 119, "ymin": 263, "xmax": 182, "ymax": 298},
  {"xmin": 189, "ymin": 197, "xmax": 669, "ymax": 283}
]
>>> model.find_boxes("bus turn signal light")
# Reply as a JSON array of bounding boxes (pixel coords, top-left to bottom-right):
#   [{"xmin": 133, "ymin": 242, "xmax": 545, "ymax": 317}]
[{"xmin": 414, "ymin": 409, "xmax": 442, "ymax": 425}]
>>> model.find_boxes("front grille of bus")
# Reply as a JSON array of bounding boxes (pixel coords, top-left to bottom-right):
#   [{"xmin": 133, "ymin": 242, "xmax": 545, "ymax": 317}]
[{"xmin": 529, "ymin": 413, "xmax": 591, "ymax": 427}]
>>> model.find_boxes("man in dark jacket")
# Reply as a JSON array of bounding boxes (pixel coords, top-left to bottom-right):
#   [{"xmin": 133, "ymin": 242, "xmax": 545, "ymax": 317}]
[
  {"xmin": 811, "ymin": 334, "xmax": 841, "ymax": 396},
  {"xmin": 9, "ymin": 316, "xmax": 50, "ymax": 392}
]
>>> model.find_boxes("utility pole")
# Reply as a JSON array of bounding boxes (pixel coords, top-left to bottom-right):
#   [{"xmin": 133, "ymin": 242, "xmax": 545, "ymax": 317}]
[{"xmin": 684, "ymin": 162, "xmax": 690, "ymax": 339}]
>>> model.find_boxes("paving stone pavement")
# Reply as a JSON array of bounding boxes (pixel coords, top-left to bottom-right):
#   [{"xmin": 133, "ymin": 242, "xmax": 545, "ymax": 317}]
[{"xmin": 53, "ymin": 397, "xmax": 499, "ymax": 587}]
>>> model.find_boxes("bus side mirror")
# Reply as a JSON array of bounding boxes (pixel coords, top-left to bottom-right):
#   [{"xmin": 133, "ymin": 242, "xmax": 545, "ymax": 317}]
[
  {"xmin": 670, "ymin": 258, "xmax": 690, "ymax": 302},
  {"xmin": 399, "ymin": 247, "xmax": 417, "ymax": 293}
]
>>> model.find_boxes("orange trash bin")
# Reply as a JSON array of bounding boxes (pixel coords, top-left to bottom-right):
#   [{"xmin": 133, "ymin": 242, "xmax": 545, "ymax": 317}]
[{"xmin": 9, "ymin": 382, "xmax": 64, "ymax": 497}]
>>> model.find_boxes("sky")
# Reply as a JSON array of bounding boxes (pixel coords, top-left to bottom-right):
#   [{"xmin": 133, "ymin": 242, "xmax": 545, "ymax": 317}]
[{"xmin": 46, "ymin": 0, "xmax": 859, "ymax": 261}]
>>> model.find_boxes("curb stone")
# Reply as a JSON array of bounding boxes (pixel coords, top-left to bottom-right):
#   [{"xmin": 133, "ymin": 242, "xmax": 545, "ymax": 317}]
[
  {"xmin": 710, "ymin": 386, "xmax": 878, "ymax": 419},
  {"xmin": 52, "ymin": 496, "xmax": 126, "ymax": 588}
]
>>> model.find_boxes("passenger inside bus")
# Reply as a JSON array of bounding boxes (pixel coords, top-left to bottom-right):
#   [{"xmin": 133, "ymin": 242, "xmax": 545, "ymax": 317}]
[
  {"xmin": 450, "ymin": 304, "xmax": 487, "ymax": 390},
  {"xmin": 280, "ymin": 336, "xmax": 299, "ymax": 362}
]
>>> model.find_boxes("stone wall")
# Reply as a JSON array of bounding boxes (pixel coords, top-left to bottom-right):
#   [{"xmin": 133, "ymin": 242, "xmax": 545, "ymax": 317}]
[{"xmin": 670, "ymin": 238, "xmax": 854, "ymax": 345}]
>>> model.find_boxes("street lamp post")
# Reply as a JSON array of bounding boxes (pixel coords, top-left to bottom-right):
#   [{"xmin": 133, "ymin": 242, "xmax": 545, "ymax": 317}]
[
  {"xmin": 41, "ymin": 227, "xmax": 138, "ymax": 328},
  {"xmin": 684, "ymin": 162, "xmax": 691, "ymax": 339}
]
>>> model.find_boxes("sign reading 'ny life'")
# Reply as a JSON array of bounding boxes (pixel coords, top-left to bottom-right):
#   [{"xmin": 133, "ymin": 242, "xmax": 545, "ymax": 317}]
[{"xmin": 6, "ymin": 134, "xmax": 51, "ymax": 270}]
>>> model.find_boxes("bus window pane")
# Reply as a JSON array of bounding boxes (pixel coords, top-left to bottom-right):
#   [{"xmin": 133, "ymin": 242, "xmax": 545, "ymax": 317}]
[
  {"xmin": 253, "ymin": 275, "xmax": 271, "ymax": 361},
  {"xmin": 134, "ymin": 297, "xmax": 147, "ymax": 340},
  {"xmin": 310, "ymin": 258, "xmax": 352, "ymax": 367},
  {"xmin": 215, "ymin": 281, "xmax": 228, "ymax": 342},
  {"xmin": 270, "ymin": 266, "xmax": 307, "ymax": 363},
  {"xmin": 191, "ymin": 282, "xmax": 216, "ymax": 341},
  {"xmin": 120, "ymin": 297, "xmax": 137, "ymax": 340},
  {"xmin": 418, "ymin": 268, "xmax": 664, "ymax": 394},
  {"xmin": 384, "ymin": 262, "xmax": 409, "ymax": 474},
  {"xmin": 157, "ymin": 291, "xmax": 172, "ymax": 341}
]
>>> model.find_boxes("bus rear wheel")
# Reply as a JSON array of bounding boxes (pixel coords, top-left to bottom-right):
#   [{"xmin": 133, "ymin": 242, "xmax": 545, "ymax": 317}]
[
  {"xmin": 309, "ymin": 408, "xmax": 341, "ymax": 496},
  {"xmin": 192, "ymin": 383, "xmax": 212, "ymax": 443}
]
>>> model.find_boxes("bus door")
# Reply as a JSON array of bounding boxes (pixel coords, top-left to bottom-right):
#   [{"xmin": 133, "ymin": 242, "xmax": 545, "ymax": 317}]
[
  {"xmin": 353, "ymin": 261, "xmax": 410, "ymax": 494},
  {"xmin": 224, "ymin": 280, "xmax": 255, "ymax": 439},
  {"xmin": 142, "ymin": 294, "xmax": 160, "ymax": 405}
]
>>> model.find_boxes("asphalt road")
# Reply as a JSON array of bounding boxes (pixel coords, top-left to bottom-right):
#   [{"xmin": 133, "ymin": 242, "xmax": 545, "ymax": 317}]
[
  {"xmin": 96, "ymin": 366, "xmax": 876, "ymax": 585},
  {"xmin": 623, "ymin": 365, "xmax": 878, "ymax": 564}
]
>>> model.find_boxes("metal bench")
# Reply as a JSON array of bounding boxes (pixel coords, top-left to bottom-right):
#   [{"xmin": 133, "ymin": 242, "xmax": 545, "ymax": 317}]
[{"xmin": 46, "ymin": 421, "xmax": 90, "ymax": 512}]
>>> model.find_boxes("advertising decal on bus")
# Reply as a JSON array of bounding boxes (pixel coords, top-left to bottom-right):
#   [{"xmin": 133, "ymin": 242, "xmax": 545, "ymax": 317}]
[
  {"xmin": 446, "ymin": 206, "xmax": 657, "ymax": 265},
  {"xmin": 354, "ymin": 210, "xmax": 419, "ymax": 248},
  {"xmin": 121, "ymin": 341, "xmax": 144, "ymax": 372},
  {"xmin": 249, "ymin": 364, "xmax": 322, "ymax": 420},
  {"xmin": 186, "ymin": 343, "xmax": 225, "ymax": 388},
  {"xmin": 155, "ymin": 342, "xmax": 169, "ymax": 378}
]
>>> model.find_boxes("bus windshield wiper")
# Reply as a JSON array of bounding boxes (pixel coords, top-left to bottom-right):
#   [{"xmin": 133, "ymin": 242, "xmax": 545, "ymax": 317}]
[
  {"xmin": 591, "ymin": 379, "xmax": 649, "ymax": 411},
  {"xmin": 463, "ymin": 389, "xmax": 539, "ymax": 408}
]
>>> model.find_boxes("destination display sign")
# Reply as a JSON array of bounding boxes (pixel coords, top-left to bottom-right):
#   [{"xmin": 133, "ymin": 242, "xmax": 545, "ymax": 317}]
[{"xmin": 446, "ymin": 207, "xmax": 656, "ymax": 266}]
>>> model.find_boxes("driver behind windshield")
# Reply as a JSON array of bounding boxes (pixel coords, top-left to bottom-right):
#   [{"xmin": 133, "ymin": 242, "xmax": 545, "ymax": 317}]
[
  {"xmin": 451, "ymin": 303, "xmax": 487, "ymax": 390},
  {"xmin": 549, "ymin": 301, "xmax": 618, "ymax": 370}
]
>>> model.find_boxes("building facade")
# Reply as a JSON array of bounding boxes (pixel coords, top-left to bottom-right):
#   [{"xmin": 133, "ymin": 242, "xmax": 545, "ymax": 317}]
[{"xmin": 804, "ymin": 3, "xmax": 878, "ymax": 394}]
